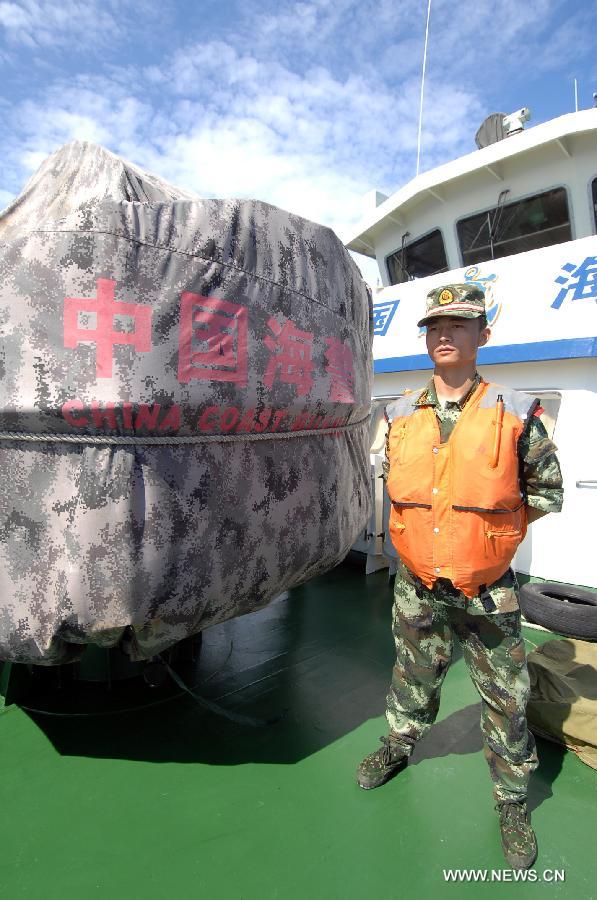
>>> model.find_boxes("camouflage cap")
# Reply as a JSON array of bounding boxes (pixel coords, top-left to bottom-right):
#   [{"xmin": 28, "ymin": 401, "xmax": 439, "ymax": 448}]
[{"xmin": 417, "ymin": 283, "xmax": 486, "ymax": 327}]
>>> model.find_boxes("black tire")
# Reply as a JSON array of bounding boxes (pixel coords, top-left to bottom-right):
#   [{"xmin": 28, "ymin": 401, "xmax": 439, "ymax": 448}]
[{"xmin": 519, "ymin": 582, "xmax": 597, "ymax": 641}]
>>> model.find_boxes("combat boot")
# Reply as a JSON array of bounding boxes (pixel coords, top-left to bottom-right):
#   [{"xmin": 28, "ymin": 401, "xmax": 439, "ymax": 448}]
[
  {"xmin": 496, "ymin": 800, "xmax": 538, "ymax": 869},
  {"xmin": 356, "ymin": 734, "xmax": 409, "ymax": 790}
]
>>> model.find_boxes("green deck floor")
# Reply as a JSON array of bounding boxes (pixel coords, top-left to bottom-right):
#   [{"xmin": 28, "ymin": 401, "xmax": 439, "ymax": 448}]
[{"xmin": 1, "ymin": 563, "xmax": 595, "ymax": 899}]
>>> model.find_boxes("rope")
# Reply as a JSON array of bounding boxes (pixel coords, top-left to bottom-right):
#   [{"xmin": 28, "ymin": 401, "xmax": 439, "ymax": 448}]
[
  {"xmin": 159, "ymin": 656, "xmax": 285, "ymax": 727},
  {"xmin": 0, "ymin": 416, "xmax": 368, "ymax": 445},
  {"xmin": 11, "ymin": 642, "xmax": 285, "ymax": 725},
  {"xmin": 11, "ymin": 640, "xmax": 255, "ymax": 721}
]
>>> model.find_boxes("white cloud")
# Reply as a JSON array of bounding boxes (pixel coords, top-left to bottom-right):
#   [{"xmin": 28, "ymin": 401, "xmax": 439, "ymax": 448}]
[
  {"xmin": 259, "ymin": 2, "xmax": 319, "ymax": 40},
  {"xmin": 2, "ymin": 0, "xmax": 595, "ymax": 266},
  {"xmin": 0, "ymin": 0, "xmax": 122, "ymax": 48},
  {"xmin": 0, "ymin": 27, "xmax": 485, "ymax": 246},
  {"xmin": 0, "ymin": 3, "xmax": 29, "ymax": 28}
]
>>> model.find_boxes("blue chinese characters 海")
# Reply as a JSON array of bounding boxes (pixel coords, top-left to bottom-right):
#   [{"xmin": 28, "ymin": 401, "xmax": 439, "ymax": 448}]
[{"xmin": 552, "ymin": 256, "xmax": 597, "ymax": 309}]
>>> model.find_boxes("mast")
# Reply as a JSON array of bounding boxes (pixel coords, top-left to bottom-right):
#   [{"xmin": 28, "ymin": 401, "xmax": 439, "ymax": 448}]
[{"xmin": 416, "ymin": 0, "xmax": 432, "ymax": 177}]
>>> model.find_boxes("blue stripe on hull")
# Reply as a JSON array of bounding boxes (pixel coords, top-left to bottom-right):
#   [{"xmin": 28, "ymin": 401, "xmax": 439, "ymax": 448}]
[{"xmin": 374, "ymin": 336, "xmax": 597, "ymax": 374}]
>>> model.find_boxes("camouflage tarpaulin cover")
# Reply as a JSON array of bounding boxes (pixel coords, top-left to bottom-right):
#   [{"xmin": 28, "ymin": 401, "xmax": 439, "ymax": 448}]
[{"xmin": 0, "ymin": 141, "xmax": 372, "ymax": 664}]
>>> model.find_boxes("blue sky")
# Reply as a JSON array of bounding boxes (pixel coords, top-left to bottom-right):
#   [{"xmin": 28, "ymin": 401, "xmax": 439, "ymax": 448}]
[{"xmin": 1, "ymin": 0, "xmax": 596, "ymax": 283}]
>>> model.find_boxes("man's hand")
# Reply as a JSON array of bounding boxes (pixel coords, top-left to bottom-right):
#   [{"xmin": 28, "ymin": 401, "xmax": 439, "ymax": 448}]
[{"xmin": 526, "ymin": 506, "xmax": 548, "ymax": 525}]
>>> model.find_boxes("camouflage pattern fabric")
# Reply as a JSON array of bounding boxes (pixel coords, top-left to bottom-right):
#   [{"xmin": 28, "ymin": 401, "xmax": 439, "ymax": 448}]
[
  {"xmin": 417, "ymin": 282, "xmax": 487, "ymax": 327},
  {"xmin": 517, "ymin": 415, "xmax": 564, "ymax": 516},
  {"xmin": 386, "ymin": 569, "xmax": 539, "ymax": 802},
  {"xmin": 0, "ymin": 141, "xmax": 373, "ymax": 664},
  {"xmin": 398, "ymin": 558, "xmax": 522, "ymax": 616}
]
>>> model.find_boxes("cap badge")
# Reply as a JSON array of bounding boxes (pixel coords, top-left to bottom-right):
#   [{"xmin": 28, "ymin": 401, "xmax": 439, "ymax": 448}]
[{"xmin": 438, "ymin": 289, "xmax": 454, "ymax": 305}]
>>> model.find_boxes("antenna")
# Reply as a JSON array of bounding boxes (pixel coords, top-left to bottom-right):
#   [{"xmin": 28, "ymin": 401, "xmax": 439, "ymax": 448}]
[
  {"xmin": 416, "ymin": 0, "xmax": 432, "ymax": 177},
  {"xmin": 400, "ymin": 231, "xmax": 411, "ymax": 281},
  {"xmin": 574, "ymin": 78, "xmax": 579, "ymax": 112},
  {"xmin": 467, "ymin": 189, "xmax": 510, "ymax": 258},
  {"xmin": 475, "ymin": 113, "xmax": 508, "ymax": 149}
]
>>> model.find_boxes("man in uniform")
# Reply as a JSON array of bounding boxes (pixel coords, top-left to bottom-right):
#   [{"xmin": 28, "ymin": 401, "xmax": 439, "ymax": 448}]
[{"xmin": 356, "ymin": 284, "xmax": 563, "ymax": 869}]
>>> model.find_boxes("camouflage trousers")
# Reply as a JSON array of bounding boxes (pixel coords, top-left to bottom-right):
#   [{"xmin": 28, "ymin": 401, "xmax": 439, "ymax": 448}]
[{"xmin": 386, "ymin": 574, "xmax": 538, "ymax": 802}]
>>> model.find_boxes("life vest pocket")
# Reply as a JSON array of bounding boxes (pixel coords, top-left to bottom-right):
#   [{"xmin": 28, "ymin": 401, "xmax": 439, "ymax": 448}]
[
  {"xmin": 451, "ymin": 505, "xmax": 526, "ymax": 571},
  {"xmin": 390, "ymin": 422, "xmax": 409, "ymax": 464},
  {"xmin": 483, "ymin": 533, "xmax": 522, "ymax": 570},
  {"xmin": 390, "ymin": 503, "xmax": 406, "ymax": 534},
  {"xmin": 485, "ymin": 526, "xmax": 522, "ymax": 539},
  {"xmin": 390, "ymin": 503, "xmax": 417, "ymax": 574},
  {"xmin": 482, "ymin": 513, "xmax": 525, "ymax": 562},
  {"xmin": 389, "ymin": 503, "xmax": 408, "ymax": 558},
  {"xmin": 389, "ymin": 502, "xmax": 434, "ymax": 577}
]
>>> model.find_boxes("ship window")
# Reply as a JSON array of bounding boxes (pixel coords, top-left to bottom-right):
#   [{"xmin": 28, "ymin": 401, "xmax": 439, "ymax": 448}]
[
  {"xmin": 457, "ymin": 187, "xmax": 571, "ymax": 266},
  {"xmin": 592, "ymin": 178, "xmax": 597, "ymax": 230},
  {"xmin": 386, "ymin": 229, "xmax": 448, "ymax": 285}
]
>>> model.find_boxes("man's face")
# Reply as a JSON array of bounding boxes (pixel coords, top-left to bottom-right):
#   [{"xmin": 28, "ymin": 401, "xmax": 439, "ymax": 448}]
[{"xmin": 425, "ymin": 315, "xmax": 490, "ymax": 367}]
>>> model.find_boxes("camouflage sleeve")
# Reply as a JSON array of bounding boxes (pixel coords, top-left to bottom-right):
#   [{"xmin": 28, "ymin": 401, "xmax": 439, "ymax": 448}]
[{"xmin": 518, "ymin": 414, "xmax": 564, "ymax": 513}]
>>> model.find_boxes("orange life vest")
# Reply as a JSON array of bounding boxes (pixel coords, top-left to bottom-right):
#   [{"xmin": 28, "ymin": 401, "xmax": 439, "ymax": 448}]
[{"xmin": 385, "ymin": 380, "xmax": 537, "ymax": 598}]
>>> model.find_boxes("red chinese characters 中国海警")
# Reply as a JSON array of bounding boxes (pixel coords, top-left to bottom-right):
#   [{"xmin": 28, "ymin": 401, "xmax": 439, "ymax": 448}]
[
  {"xmin": 178, "ymin": 292, "xmax": 248, "ymax": 385},
  {"xmin": 63, "ymin": 278, "xmax": 152, "ymax": 379},
  {"xmin": 325, "ymin": 337, "xmax": 355, "ymax": 403},
  {"xmin": 263, "ymin": 316, "xmax": 315, "ymax": 397}
]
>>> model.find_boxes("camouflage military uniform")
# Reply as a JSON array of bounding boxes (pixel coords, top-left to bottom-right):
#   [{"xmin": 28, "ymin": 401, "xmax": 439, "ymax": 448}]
[{"xmin": 384, "ymin": 373, "xmax": 564, "ymax": 802}]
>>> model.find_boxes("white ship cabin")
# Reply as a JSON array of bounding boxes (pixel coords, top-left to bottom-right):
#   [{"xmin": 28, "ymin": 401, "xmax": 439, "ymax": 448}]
[{"xmin": 345, "ymin": 108, "xmax": 597, "ymax": 589}]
